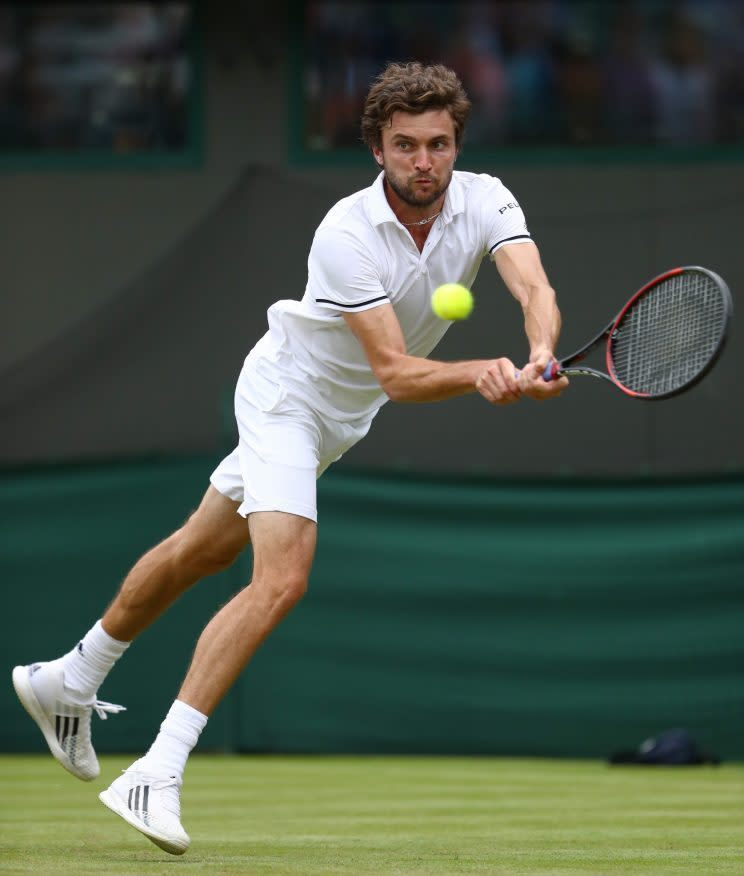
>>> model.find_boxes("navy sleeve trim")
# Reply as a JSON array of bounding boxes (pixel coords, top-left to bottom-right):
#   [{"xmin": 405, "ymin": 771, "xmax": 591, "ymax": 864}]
[
  {"xmin": 488, "ymin": 234, "xmax": 532, "ymax": 254},
  {"xmin": 315, "ymin": 294, "xmax": 389, "ymax": 309}
]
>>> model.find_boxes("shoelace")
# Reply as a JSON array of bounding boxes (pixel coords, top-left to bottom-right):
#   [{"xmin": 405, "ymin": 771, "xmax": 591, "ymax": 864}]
[{"xmin": 93, "ymin": 700, "xmax": 127, "ymax": 720}]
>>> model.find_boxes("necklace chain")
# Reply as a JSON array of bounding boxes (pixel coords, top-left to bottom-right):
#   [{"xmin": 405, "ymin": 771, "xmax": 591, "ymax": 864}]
[{"xmin": 401, "ymin": 210, "xmax": 441, "ymax": 227}]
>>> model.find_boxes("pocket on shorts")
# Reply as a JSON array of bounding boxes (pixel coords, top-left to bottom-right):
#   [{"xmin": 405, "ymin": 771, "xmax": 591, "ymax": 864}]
[{"xmin": 238, "ymin": 366, "xmax": 287, "ymax": 413}]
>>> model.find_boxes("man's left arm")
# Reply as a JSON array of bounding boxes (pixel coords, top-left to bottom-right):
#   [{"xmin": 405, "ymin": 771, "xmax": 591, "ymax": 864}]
[{"xmin": 492, "ymin": 242, "xmax": 568, "ymax": 399}]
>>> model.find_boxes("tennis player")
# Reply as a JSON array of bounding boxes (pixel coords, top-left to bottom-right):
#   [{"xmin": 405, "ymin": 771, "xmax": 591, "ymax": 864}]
[{"xmin": 12, "ymin": 62, "xmax": 568, "ymax": 855}]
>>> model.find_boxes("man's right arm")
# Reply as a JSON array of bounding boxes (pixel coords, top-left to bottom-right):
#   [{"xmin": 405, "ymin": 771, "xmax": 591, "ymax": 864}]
[{"xmin": 343, "ymin": 303, "xmax": 522, "ymax": 405}]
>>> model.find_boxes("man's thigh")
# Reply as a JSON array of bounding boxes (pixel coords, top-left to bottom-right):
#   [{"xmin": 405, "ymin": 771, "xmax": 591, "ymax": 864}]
[
  {"xmin": 248, "ymin": 510, "xmax": 317, "ymax": 581},
  {"xmin": 183, "ymin": 485, "xmax": 251, "ymax": 557}
]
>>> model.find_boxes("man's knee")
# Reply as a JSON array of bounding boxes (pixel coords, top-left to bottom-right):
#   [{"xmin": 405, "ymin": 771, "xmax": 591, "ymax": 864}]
[
  {"xmin": 254, "ymin": 570, "xmax": 309, "ymax": 612},
  {"xmin": 280, "ymin": 571, "xmax": 309, "ymax": 607}
]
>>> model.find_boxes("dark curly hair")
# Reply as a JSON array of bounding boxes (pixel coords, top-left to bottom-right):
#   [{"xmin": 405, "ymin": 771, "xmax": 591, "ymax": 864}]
[{"xmin": 361, "ymin": 62, "xmax": 471, "ymax": 151}]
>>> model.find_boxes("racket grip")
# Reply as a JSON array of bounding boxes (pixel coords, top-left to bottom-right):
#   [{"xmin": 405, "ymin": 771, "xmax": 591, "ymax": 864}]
[{"xmin": 542, "ymin": 361, "xmax": 560, "ymax": 381}]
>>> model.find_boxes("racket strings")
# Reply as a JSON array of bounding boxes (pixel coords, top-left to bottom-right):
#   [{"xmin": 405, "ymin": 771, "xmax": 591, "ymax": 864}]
[{"xmin": 610, "ymin": 272, "xmax": 728, "ymax": 395}]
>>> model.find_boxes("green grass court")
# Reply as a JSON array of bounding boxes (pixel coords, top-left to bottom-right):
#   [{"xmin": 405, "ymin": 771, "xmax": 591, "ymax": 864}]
[{"xmin": 1, "ymin": 755, "xmax": 741, "ymax": 875}]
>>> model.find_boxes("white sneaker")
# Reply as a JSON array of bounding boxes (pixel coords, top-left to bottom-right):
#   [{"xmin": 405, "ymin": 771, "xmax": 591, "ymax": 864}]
[
  {"xmin": 11, "ymin": 661, "xmax": 125, "ymax": 781},
  {"xmin": 99, "ymin": 765, "xmax": 190, "ymax": 855}
]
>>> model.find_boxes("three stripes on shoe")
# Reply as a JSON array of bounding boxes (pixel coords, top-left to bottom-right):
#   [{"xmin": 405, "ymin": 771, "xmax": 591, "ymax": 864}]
[
  {"xmin": 55, "ymin": 714, "xmax": 78, "ymax": 759},
  {"xmin": 128, "ymin": 784, "xmax": 150, "ymax": 814},
  {"xmin": 55, "ymin": 714, "xmax": 79, "ymax": 744}
]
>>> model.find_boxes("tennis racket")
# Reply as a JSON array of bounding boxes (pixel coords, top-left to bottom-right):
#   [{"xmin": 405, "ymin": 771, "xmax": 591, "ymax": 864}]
[{"xmin": 544, "ymin": 265, "xmax": 732, "ymax": 399}]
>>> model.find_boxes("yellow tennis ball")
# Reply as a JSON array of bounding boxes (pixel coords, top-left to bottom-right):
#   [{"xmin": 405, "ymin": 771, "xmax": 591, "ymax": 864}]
[{"xmin": 431, "ymin": 283, "xmax": 474, "ymax": 320}]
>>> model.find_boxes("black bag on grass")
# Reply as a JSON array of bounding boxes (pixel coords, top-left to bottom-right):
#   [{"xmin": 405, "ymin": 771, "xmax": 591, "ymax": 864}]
[{"xmin": 609, "ymin": 728, "xmax": 720, "ymax": 765}]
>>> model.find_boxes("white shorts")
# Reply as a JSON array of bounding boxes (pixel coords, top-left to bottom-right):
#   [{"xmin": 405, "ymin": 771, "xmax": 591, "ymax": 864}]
[{"xmin": 210, "ymin": 365, "xmax": 373, "ymax": 522}]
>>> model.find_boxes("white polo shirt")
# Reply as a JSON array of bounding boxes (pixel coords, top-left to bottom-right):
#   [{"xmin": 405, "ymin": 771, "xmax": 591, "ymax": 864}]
[{"xmin": 245, "ymin": 170, "xmax": 533, "ymax": 422}]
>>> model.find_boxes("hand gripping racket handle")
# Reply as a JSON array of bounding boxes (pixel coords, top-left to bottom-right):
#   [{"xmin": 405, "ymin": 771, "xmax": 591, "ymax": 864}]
[{"xmin": 542, "ymin": 361, "xmax": 560, "ymax": 381}]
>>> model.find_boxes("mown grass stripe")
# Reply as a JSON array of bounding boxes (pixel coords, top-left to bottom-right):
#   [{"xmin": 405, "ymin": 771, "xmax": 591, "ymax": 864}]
[{"xmin": 0, "ymin": 754, "xmax": 741, "ymax": 875}]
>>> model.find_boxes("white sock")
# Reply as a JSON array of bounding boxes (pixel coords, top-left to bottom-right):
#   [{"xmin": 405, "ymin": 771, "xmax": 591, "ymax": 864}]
[
  {"xmin": 137, "ymin": 700, "xmax": 208, "ymax": 780},
  {"xmin": 60, "ymin": 619, "xmax": 130, "ymax": 703}
]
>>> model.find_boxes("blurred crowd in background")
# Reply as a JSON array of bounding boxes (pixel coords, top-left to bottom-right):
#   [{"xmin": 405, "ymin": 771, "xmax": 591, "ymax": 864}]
[
  {"xmin": 0, "ymin": 3, "xmax": 192, "ymax": 154},
  {"xmin": 304, "ymin": 0, "xmax": 744, "ymax": 150},
  {"xmin": 0, "ymin": 1, "xmax": 742, "ymax": 157}
]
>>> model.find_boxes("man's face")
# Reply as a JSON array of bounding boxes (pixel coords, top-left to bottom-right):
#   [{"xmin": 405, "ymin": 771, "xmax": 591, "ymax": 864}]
[{"xmin": 372, "ymin": 110, "xmax": 458, "ymax": 209}]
